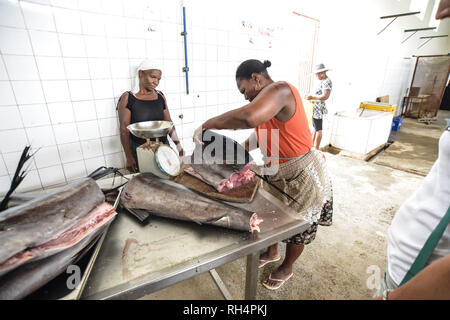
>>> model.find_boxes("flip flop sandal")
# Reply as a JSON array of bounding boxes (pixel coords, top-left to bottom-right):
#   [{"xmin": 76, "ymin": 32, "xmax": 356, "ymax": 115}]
[
  {"xmin": 258, "ymin": 255, "xmax": 281, "ymax": 269},
  {"xmin": 262, "ymin": 272, "xmax": 294, "ymax": 290},
  {"xmin": 318, "ymin": 220, "xmax": 332, "ymax": 226}
]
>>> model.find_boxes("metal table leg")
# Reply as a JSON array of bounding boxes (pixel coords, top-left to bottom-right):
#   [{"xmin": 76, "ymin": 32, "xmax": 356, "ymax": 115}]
[
  {"xmin": 209, "ymin": 269, "xmax": 232, "ymax": 300},
  {"xmin": 244, "ymin": 252, "xmax": 259, "ymax": 300}
]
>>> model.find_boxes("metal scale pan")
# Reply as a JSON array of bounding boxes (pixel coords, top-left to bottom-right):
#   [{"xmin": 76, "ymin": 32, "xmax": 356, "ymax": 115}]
[
  {"xmin": 127, "ymin": 120, "xmax": 173, "ymax": 140},
  {"xmin": 126, "ymin": 121, "xmax": 182, "ymax": 178},
  {"xmin": 125, "ymin": 121, "xmax": 182, "ymax": 224}
]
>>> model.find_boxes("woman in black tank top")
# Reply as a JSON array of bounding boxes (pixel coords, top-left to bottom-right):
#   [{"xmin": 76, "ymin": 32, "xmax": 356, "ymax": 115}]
[{"xmin": 117, "ymin": 66, "xmax": 183, "ymax": 172}]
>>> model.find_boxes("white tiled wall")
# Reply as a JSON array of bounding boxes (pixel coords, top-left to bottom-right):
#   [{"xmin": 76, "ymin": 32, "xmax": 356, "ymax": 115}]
[
  {"xmin": 0, "ymin": 0, "xmax": 297, "ymax": 195},
  {"xmin": 3, "ymin": 0, "xmax": 446, "ymax": 195}
]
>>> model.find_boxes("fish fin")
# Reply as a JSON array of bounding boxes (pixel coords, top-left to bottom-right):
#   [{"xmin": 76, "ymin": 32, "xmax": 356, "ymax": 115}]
[{"xmin": 0, "ymin": 146, "xmax": 34, "ymax": 212}]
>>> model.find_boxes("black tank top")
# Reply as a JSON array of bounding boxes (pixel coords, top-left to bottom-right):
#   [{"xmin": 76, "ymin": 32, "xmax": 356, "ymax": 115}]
[{"xmin": 125, "ymin": 91, "xmax": 169, "ymax": 145}]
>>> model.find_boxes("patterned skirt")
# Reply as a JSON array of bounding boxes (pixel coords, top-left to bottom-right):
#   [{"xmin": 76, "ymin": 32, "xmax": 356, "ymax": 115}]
[{"xmin": 262, "ymin": 149, "xmax": 333, "ymax": 245}]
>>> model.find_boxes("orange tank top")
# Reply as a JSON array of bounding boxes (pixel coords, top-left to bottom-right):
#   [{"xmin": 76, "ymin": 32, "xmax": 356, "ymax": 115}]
[{"xmin": 255, "ymin": 82, "xmax": 313, "ymax": 164}]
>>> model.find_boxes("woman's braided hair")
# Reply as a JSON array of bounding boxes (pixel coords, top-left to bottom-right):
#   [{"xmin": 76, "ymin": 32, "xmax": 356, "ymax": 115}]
[{"xmin": 235, "ymin": 59, "xmax": 272, "ymax": 80}]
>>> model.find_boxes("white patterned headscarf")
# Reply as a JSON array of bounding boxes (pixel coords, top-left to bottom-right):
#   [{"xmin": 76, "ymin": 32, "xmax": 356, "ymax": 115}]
[{"xmin": 133, "ymin": 59, "xmax": 160, "ymax": 93}]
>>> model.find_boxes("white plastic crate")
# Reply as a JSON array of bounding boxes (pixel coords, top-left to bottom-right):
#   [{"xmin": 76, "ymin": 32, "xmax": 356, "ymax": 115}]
[{"xmin": 331, "ymin": 109, "xmax": 393, "ymax": 155}]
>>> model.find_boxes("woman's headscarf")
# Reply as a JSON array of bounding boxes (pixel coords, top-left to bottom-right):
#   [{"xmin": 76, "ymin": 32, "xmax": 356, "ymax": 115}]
[{"xmin": 133, "ymin": 59, "xmax": 160, "ymax": 93}]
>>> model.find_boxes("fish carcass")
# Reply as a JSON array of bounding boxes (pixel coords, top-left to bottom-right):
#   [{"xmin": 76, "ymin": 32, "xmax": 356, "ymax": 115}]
[
  {"xmin": 0, "ymin": 218, "xmax": 106, "ymax": 300},
  {"xmin": 185, "ymin": 163, "xmax": 255, "ymax": 193},
  {"xmin": 121, "ymin": 173, "xmax": 263, "ymax": 233},
  {"xmin": 0, "ymin": 178, "xmax": 117, "ymax": 298},
  {"xmin": 188, "ymin": 130, "xmax": 256, "ymax": 192}
]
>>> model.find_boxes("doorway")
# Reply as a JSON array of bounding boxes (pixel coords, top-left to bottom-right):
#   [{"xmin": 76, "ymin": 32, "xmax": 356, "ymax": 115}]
[
  {"xmin": 293, "ymin": 12, "xmax": 320, "ymax": 96},
  {"xmin": 403, "ymin": 55, "xmax": 450, "ymax": 118}
]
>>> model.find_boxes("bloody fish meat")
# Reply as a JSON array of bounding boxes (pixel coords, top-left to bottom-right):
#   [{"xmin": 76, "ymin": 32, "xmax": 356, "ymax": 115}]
[
  {"xmin": 0, "ymin": 178, "xmax": 109, "ymax": 276},
  {"xmin": 188, "ymin": 130, "xmax": 255, "ymax": 192},
  {"xmin": 121, "ymin": 173, "xmax": 262, "ymax": 233},
  {"xmin": 0, "ymin": 220, "xmax": 109, "ymax": 300},
  {"xmin": 185, "ymin": 162, "xmax": 255, "ymax": 192}
]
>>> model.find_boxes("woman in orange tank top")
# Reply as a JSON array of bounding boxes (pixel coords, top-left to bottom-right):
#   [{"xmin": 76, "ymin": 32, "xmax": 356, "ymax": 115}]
[{"xmin": 193, "ymin": 59, "xmax": 333, "ymax": 290}]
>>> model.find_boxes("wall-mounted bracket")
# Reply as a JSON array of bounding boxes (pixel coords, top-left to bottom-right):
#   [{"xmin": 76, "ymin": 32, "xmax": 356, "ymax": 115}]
[
  {"xmin": 402, "ymin": 27, "xmax": 436, "ymax": 44},
  {"xmin": 417, "ymin": 35, "xmax": 448, "ymax": 49},
  {"xmin": 378, "ymin": 11, "xmax": 420, "ymax": 35}
]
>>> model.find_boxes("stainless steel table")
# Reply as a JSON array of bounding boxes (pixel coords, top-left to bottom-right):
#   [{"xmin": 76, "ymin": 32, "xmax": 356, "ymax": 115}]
[{"xmin": 81, "ymin": 177, "xmax": 310, "ymax": 300}]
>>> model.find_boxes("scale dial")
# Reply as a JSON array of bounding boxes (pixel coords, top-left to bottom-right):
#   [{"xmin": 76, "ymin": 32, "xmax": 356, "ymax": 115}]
[{"xmin": 155, "ymin": 145, "xmax": 181, "ymax": 177}]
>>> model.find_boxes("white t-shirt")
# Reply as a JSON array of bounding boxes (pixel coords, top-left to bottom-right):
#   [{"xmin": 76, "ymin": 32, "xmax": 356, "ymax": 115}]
[
  {"xmin": 312, "ymin": 77, "xmax": 332, "ymax": 120},
  {"xmin": 387, "ymin": 129, "xmax": 450, "ymax": 285}
]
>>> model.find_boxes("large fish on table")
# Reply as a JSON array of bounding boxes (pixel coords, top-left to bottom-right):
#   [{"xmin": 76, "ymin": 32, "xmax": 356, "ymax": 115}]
[
  {"xmin": 0, "ymin": 178, "xmax": 117, "ymax": 277},
  {"xmin": 0, "ymin": 221, "xmax": 107, "ymax": 300},
  {"xmin": 188, "ymin": 130, "xmax": 255, "ymax": 192},
  {"xmin": 121, "ymin": 173, "xmax": 263, "ymax": 233}
]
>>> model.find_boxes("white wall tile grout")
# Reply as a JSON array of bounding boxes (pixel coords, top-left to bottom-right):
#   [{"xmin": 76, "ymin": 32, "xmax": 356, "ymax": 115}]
[
  {"xmin": 104, "ymin": 0, "xmax": 130, "ymax": 168},
  {"xmin": 116, "ymin": 0, "xmax": 135, "ymax": 166},
  {"xmin": 0, "ymin": 149, "xmax": 10, "ymax": 182},
  {"xmin": 6, "ymin": 0, "xmax": 146, "ymax": 21},
  {"xmin": 0, "ymin": 16, "xmax": 287, "ymax": 36},
  {"xmin": 1, "ymin": 75, "xmax": 129, "ymax": 82},
  {"xmin": 0, "ymin": 51, "xmax": 45, "ymax": 188},
  {"xmin": 11, "ymin": 150, "xmax": 125, "ymax": 170},
  {"xmin": 0, "ymin": 95, "xmax": 132, "ymax": 105},
  {"xmin": 16, "ymin": 1, "xmax": 65, "ymax": 187},
  {"xmin": 0, "ymin": 116, "xmax": 119, "ymax": 132},
  {"xmin": 57, "ymin": 6, "xmax": 92, "ymax": 177}
]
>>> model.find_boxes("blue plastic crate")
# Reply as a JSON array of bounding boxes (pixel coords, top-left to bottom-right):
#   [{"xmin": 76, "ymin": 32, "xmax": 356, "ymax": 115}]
[{"xmin": 392, "ymin": 117, "xmax": 403, "ymax": 131}]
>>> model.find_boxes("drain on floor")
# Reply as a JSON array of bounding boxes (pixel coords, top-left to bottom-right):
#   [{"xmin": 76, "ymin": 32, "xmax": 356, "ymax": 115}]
[
  {"xmin": 321, "ymin": 145, "xmax": 341, "ymax": 155},
  {"xmin": 366, "ymin": 141, "xmax": 394, "ymax": 162},
  {"xmin": 321, "ymin": 142, "xmax": 395, "ymax": 162}
]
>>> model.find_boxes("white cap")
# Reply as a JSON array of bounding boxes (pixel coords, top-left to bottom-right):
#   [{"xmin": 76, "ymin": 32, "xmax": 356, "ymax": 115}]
[{"xmin": 133, "ymin": 59, "xmax": 160, "ymax": 93}]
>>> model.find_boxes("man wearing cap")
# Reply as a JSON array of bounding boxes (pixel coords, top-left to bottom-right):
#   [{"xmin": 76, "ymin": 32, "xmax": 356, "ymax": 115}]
[
  {"xmin": 117, "ymin": 59, "xmax": 184, "ymax": 172},
  {"xmin": 306, "ymin": 64, "xmax": 332, "ymax": 150}
]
